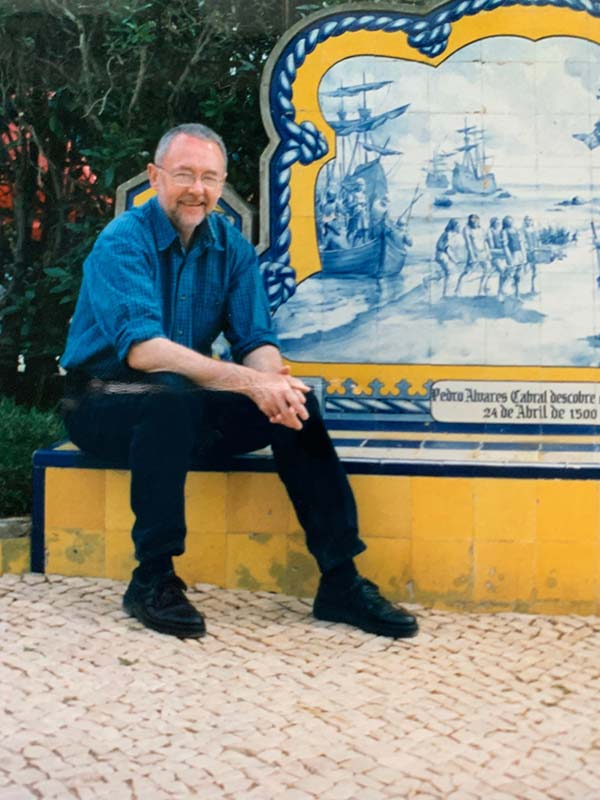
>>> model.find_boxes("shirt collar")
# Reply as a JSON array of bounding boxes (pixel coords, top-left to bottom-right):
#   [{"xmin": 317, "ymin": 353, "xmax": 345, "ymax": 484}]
[{"xmin": 148, "ymin": 197, "xmax": 224, "ymax": 253}]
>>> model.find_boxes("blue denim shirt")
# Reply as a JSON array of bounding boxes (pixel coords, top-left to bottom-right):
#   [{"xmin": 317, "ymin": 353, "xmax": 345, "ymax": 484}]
[{"xmin": 61, "ymin": 197, "xmax": 279, "ymax": 378}]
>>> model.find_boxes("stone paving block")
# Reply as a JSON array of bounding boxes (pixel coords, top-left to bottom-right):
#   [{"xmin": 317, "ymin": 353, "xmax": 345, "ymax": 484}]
[
  {"xmin": 319, "ymin": 780, "xmax": 368, "ymax": 800},
  {"xmin": 0, "ymin": 788, "xmax": 38, "ymax": 800},
  {"xmin": 349, "ymin": 789, "xmax": 388, "ymax": 800}
]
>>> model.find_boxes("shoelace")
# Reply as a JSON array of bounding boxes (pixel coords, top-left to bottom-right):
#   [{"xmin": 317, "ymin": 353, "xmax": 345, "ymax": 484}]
[
  {"xmin": 358, "ymin": 578, "xmax": 393, "ymax": 610},
  {"xmin": 153, "ymin": 575, "xmax": 188, "ymax": 609}
]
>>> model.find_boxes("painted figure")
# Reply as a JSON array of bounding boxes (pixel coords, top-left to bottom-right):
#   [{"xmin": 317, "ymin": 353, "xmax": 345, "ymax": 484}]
[
  {"xmin": 501, "ymin": 215, "xmax": 526, "ymax": 298},
  {"xmin": 485, "ymin": 216, "xmax": 508, "ymax": 298},
  {"xmin": 318, "ymin": 188, "xmax": 344, "ymax": 250},
  {"xmin": 521, "ymin": 215, "xmax": 539, "ymax": 294},
  {"xmin": 60, "ymin": 123, "xmax": 418, "ymax": 641},
  {"xmin": 387, "ymin": 218, "xmax": 413, "ymax": 256},
  {"xmin": 434, "ymin": 218, "xmax": 462, "ymax": 297},
  {"xmin": 370, "ymin": 193, "xmax": 390, "ymax": 237},
  {"xmin": 346, "ymin": 177, "xmax": 370, "ymax": 245},
  {"xmin": 456, "ymin": 213, "xmax": 492, "ymax": 296}
]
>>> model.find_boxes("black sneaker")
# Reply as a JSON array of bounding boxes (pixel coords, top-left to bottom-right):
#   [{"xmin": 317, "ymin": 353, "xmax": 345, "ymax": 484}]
[
  {"xmin": 313, "ymin": 576, "xmax": 418, "ymax": 638},
  {"xmin": 123, "ymin": 570, "xmax": 206, "ymax": 639}
]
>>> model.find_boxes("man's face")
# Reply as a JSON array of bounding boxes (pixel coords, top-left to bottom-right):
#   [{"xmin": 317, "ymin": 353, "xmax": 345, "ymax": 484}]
[{"xmin": 147, "ymin": 134, "xmax": 226, "ymax": 241}]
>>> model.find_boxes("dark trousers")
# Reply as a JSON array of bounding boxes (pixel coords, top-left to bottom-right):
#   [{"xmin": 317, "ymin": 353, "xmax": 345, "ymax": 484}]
[{"xmin": 62, "ymin": 374, "xmax": 365, "ymax": 573}]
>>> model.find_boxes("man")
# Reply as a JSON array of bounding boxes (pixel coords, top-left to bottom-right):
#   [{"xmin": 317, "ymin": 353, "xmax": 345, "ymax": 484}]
[
  {"xmin": 501, "ymin": 215, "xmax": 526, "ymax": 298},
  {"xmin": 318, "ymin": 187, "xmax": 344, "ymax": 250},
  {"xmin": 61, "ymin": 123, "xmax": 418, "ymax": 640},
  {"xmin": 346, "ymin": 177, "xmax": 370, "ymax": 245},
  {"xmin": 486, "ymin": 217, "xmax": 508, "ymax": 299},
  {"xmin": 388, "ymin": 217, "xmax": 413, "ymax": 256},
  {"xmin": 521, "ymin": 215, "xmax": 539, "ymax": 295},
  {"xmin": 433, "ymin": 218, "xmax": 462, "ymax": 297},
  {"xmin": 456, "ymin": 213, "xmax": 492, "ymax": 296}
]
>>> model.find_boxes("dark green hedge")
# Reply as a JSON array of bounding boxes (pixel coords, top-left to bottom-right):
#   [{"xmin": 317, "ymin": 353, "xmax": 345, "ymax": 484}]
[{"xmin": 0, "ymin": 395, "xmax": 64, "ymax": 517}]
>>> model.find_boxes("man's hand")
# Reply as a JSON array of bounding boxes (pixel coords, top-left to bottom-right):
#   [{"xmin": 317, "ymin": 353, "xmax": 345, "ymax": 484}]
[
  {"xmin": 246, "ymin": 366, "xmax": 311, "ymax": 430},
  {"xmin": 128, "ymin": 339, "xmax": 310, "ymax": 429}
]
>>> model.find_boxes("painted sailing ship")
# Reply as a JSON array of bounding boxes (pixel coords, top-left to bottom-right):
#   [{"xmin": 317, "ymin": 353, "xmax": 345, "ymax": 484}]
[
  {"xmin": 452, "ymin": 121, "xmax": 497, "ymax": 195},
  {"xmin": 424, "ymin": 150, "xmax": 454, "ymax": 189},
  {"xmin": 317, "ymin": 78, "xmax": 415, "ymax": 277}
]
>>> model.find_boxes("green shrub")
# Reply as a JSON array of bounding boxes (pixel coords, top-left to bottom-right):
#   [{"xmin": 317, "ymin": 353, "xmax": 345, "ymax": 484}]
[{"xmin": 0, "ymin": 395, "xmax": 64, "ymax": 517}]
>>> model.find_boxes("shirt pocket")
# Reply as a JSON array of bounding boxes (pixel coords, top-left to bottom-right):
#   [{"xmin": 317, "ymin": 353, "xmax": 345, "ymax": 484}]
[{"xmin": 192, "ymin": 286, "xmax": 226, "ymax": 352}]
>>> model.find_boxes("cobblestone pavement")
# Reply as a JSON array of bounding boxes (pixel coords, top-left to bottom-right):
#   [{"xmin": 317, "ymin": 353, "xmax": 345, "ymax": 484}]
[{"xmin": 2, "ymin": 574, "xmax": 600, "ymax": 800}]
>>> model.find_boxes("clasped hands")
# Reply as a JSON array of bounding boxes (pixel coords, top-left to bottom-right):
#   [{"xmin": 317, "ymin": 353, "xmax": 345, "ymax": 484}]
[{"xmin": 248, "ymin": 366, "xmax": 311, "ymax": 430}]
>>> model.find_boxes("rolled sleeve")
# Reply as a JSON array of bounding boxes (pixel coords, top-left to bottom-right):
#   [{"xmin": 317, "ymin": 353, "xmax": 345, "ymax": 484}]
[
  {"xmin": 223, "ymin": 236, "xmax": 280, "ymax": 362},
  {"xmin": 62, "ymin": 213, "xmax": 166, "ymax": 373}
]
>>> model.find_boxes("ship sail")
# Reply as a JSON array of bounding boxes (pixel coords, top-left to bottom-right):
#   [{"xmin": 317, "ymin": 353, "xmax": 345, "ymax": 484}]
[
  {"xmin": 328, "ymin": 104, "xmax": 409, "ymax": 136},
  {"xmin": 362, "ymin": 142, "xmax": 403, "ymax": 156},
  {"xmin": 322, "ymin": 80, "xmax": 394, "ymax": 97}
]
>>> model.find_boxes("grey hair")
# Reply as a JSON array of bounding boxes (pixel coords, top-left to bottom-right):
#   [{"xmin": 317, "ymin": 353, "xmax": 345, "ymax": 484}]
[{"xmin": 154, "ymin": 123, "xmax": 227, "ymax": 169}]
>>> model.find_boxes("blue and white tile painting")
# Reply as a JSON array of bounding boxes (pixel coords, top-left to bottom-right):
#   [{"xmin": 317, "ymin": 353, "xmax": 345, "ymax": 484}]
[{"xmin": 273, "ymin": 37, "xmax": 600, "ymax": 367}]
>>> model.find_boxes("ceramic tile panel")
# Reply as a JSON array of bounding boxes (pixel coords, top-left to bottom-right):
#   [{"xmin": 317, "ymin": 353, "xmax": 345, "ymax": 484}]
[{"xmin": 258, "ymin": 4, "xmax": 600, "ymax": 432}]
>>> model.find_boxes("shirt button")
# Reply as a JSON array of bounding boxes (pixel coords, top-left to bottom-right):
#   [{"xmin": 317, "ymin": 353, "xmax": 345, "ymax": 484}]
[
  {"xmin": 178, "ymin": 329, "xmax": 183, "ymax": 336},
  {"xmin": 180, "ymin": 295, "xmax": 187, "ymax": 300}
]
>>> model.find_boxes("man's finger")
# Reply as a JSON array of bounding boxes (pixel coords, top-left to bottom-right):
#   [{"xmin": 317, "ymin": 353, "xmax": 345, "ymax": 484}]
[
  {"xmin": 289, "ymin": 378, "xmax": 311, "ymax": 393},
  {"xmin": 280, "ymin": 370, "xmax": 310, "ymax": 394},
  {"xmin": 284, "ymin": 390, "xmax": 309, "ymax": 418},
  {"xmin": 269, "ymin": 410, "xmax": 303, "ymax": 430}
]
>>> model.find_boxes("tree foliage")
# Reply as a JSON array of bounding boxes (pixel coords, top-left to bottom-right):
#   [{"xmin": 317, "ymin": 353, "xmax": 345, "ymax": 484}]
[
  {"xmin": 0, "ymin": 0, "xmax": 421, "ymax": 406},
  {"xmin": 0, "ymin": 0, "xmax": 292, "ymax": 404}
]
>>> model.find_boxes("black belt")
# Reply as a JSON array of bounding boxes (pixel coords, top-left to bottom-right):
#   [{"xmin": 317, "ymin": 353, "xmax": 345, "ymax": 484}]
[{"xmin": 64, "ymin": 370, "xmax": 163, "ymax": 396}]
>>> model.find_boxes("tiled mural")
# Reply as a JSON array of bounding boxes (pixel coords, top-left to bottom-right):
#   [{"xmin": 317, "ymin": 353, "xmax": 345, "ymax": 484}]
[{"xmin": 259, "ymin": 3, "xmax": 600, "ymax": 428}]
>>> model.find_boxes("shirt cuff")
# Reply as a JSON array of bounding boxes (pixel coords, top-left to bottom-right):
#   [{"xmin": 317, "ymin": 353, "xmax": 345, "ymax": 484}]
[
  {"xmin": 115, "ymin": 324, "xmax": 166, "ymax": 363},
  {"xmin": 232, "ymin": 333, "xmax": 281, "ymax": 363}
]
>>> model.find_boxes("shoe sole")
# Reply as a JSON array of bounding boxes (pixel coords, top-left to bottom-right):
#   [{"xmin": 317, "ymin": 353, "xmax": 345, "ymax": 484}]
[
  {"xmin": 313, "ymin": 606, "xmax": 419, "ymax": 639},
  {"xmin": 123, "ymin": 600, "xmax": 206, "ymax": 639}
]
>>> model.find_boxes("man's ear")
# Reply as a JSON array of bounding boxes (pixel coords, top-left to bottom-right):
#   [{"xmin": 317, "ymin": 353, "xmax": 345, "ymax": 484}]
[
  {"xmin": 218, "ymin": 173, "xmax": 228, "ymax": 200},
  {"xmin": 147, "ymin": 163, "xmax": 159, "ymax": 189}
]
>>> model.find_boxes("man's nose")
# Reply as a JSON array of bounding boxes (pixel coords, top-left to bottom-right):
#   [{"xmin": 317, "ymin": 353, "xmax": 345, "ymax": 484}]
[{"xmin": 187, "ymin": 177, "xmax": 207, "ymax": 191}]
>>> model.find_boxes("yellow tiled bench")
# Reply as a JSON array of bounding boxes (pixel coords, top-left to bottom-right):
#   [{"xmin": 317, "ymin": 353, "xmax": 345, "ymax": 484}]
[{"xmin": 32, "ymin": 432, "xmax": 600, "ymax": 614}]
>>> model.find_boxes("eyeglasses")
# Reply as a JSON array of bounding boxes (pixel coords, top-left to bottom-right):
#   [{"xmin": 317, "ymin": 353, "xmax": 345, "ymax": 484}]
[{"xmin": 154, "ymin": 165, "xmax": 224, "ymax": 189}]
